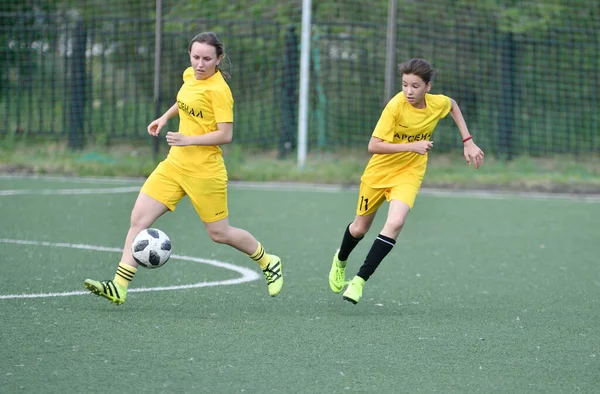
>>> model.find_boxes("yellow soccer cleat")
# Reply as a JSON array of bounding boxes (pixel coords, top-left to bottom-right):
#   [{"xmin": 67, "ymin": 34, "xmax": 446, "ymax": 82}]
[
  {"xmin": 262, "ymin": 255, "xmax": 283, "ymax": 297},
  {"xmin": 328, "ymin": 250, "xmax": 346, "ymax": 293},
  {"xmin": 342, "ymin": 276, "xmax": 365, "ymax": 305},
  {"xmin": 84, "ymin": 279, "xmax": 127, "ymax": 305}
]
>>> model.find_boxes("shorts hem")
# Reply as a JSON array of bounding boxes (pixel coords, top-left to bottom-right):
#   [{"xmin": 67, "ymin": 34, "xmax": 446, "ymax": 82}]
[
  {"xmin": 140, "ymin": 190, "xmax": 176, "ymax": 212},
  {"xmin": 200, "ymin": 213, "xmax": 229, "ymax": 223}
]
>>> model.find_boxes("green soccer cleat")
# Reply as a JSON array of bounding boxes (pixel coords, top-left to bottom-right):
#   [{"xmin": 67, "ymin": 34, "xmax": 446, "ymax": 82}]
[
  {"xmin": 343, "ymin": 276, "xmax": 365, "ymax": 305},
  {"xmin": 262, "ymin": 255, "xmax": 283, "ymax": 297},
  {"xmin": 84, "ymin": 279, "xmax": 127, "ymax": 305},
  {"xmin": 328, "ymin": 250, "xmax": 346, "ymax": 293}
]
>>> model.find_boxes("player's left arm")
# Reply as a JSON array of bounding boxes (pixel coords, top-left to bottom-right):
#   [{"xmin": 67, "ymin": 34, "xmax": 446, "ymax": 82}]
[
  {"xmin": 449, "ymin": 97, "xmax": 484, "ymax": 170},
  {"xmin": 166, "ymin": 123, "xmax": 233, "ymax": 146}
]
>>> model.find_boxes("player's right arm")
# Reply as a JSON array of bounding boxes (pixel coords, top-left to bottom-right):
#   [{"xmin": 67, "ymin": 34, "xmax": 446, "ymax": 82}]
[
  {"xmin": 147, "ymin": 103, "xmax": 179, "ymax": 137},
  {"xmin": 368, "ymin": 137, "xmax": 432, "ymax": 155}
]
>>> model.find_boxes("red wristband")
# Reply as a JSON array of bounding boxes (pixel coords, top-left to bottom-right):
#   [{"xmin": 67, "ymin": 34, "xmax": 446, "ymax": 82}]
[{"xmin": 462, "ymin": 136, "xmax": 473, "ymax": 143}]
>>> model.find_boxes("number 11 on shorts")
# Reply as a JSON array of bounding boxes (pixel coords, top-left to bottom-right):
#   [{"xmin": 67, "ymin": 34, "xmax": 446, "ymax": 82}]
[{"xmin": 359, "ymin": 196, "xmax": 369, "ymax": 212}]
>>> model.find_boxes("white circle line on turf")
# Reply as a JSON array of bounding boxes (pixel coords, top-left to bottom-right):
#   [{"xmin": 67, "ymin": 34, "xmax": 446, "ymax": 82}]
[{"xmin": 0, "ymin": 238, "xmax": 261, "ymax": 300}]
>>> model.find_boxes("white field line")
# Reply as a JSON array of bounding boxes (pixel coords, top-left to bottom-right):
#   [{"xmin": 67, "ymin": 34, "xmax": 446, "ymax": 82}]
[
  {"xmin": 0, "ymin": 238, "xmax": 260, "ymax": 300},
  {"xmin": 0, "ymin": 186, "xmax": 141, "ymax": 196},
  {"xmin": 1, "ymin": 174, "xmax": 600, "ymax": 202},
  {"xmin": 0, "ymin": 174, "xmax": 144, "ymax": 184}
]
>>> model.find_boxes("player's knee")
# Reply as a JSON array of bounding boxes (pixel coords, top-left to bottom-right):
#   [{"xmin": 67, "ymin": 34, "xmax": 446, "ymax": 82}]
[
  {"xmin": 207, "ymin": 227, "xmax": 229, "ymax": 244},
  {"xmin": 351, "ymin": 221, "xmax": 370, "ymax": 238},
  {"xmin": 129, "ymin": 213, "xmax": 150, "ymax": 231},
  {"xmin": 386, "ymin": 217, "xmax": 405, "ymax": 233}
]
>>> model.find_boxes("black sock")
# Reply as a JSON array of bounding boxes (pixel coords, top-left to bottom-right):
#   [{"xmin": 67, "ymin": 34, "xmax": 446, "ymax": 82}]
[
  {"xmin": 357, "ymin": 234, "xmax": 396, "ymax": 281},
  {"xmin": 338, "ymin": 223, "xmax": 364, "ymax": 262}
]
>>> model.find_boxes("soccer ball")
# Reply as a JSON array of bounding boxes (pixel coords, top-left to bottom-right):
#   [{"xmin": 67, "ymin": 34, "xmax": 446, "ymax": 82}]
[{"xmin": 131, "ymin": 228, "xmax": 172, "ymax": 269}]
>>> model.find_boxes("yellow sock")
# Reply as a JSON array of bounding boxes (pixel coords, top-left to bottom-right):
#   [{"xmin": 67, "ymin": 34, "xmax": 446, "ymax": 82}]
[
  {"xmin": 113, "ymin": 262, "xmax": 137, "ymax": 288},
  {"xmin": 248, "ymin": 242, "xmax": 271, "ymax": 269}
]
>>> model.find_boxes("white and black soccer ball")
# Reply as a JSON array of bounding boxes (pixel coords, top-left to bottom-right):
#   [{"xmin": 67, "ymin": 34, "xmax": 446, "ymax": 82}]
[{"xmin": 131, "ymin": 228, "xmax": 172, "ymax": 269}]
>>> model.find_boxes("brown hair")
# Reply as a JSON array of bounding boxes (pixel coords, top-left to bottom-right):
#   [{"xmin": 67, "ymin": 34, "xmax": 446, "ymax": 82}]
[
  {"xmin": 398, "ymin": 58, "xmax": 436, "ymax": 84},
  {"xmin": 188, "ymin": 32, "xmax": 231, "ymax": 79}
]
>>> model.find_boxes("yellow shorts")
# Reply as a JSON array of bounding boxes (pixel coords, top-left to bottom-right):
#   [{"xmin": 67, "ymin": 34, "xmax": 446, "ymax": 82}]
[
  {"xmin": 356, "ymin": 180, "xmax": 422, "ymax": 216},
  {"xmin": 140, "ymin": 161, "xmax": 228, "ymax": 223}
]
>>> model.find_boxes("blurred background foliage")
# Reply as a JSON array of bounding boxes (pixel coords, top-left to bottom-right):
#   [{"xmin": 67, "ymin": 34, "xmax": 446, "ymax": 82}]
[{"xmin": 1, "ymin": 0, "xmax": 599, "ymax": 184}]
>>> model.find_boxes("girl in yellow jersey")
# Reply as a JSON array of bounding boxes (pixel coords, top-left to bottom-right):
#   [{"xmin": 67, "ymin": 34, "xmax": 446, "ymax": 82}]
[
  {"xmin": 328, "ymin": 58, "xmax": 484, "ymax": 304},
  {"xmin": 84, "ymin": 32, "xmax": 283, "ymax": 304}
]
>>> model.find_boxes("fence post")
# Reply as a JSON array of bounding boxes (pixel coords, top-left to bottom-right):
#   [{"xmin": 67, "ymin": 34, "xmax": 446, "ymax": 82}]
[
  {"xmin": 384, "ymin": 0, "xmax": 397, "ymax": 105},
  {"xmin": 280, "ymin": 25, "xmax": 299, "ymax": 159},
  {"xmin": 498, "ymin": 31, "xmax": 516, "ymax": 160},
  {"xmin": 68, "ymin": 19, "xmax": 86, "ymax": 150},
  {"xmin": 152, "ymin": 0, "xmax": 163, "ymax": 161}
]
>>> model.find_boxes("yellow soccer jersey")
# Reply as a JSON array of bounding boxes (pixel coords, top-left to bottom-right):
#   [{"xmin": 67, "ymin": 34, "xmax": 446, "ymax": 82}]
[
  {"xmin": 165, "ymin": 68, "xmax": 234, "ymax": 178},
  {"xmin": 361, "ymin": 92, "xmax": 451, "ymax": 188}
]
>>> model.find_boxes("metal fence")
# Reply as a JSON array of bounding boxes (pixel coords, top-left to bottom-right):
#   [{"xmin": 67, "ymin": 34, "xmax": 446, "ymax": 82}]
[{"xmin": 2, "ymin": 11, "xmax": 599, "ymax": 158}]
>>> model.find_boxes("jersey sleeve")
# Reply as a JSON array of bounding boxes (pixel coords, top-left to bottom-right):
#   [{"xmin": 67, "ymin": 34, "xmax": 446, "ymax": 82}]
[
  {"xmin": 210, "ymin": 87, "xmax": 234, "ymax": 123},
  {"xmin": 371, "ymin": 103, "xmax": 397, "ymax": 142},
  {"xmin": 438, "ymin": 95, "xmax": 452, "ymax": 118},
  {"xmin": 182, "ymin": 67, "xmax": 194, "ymax": 83}
]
